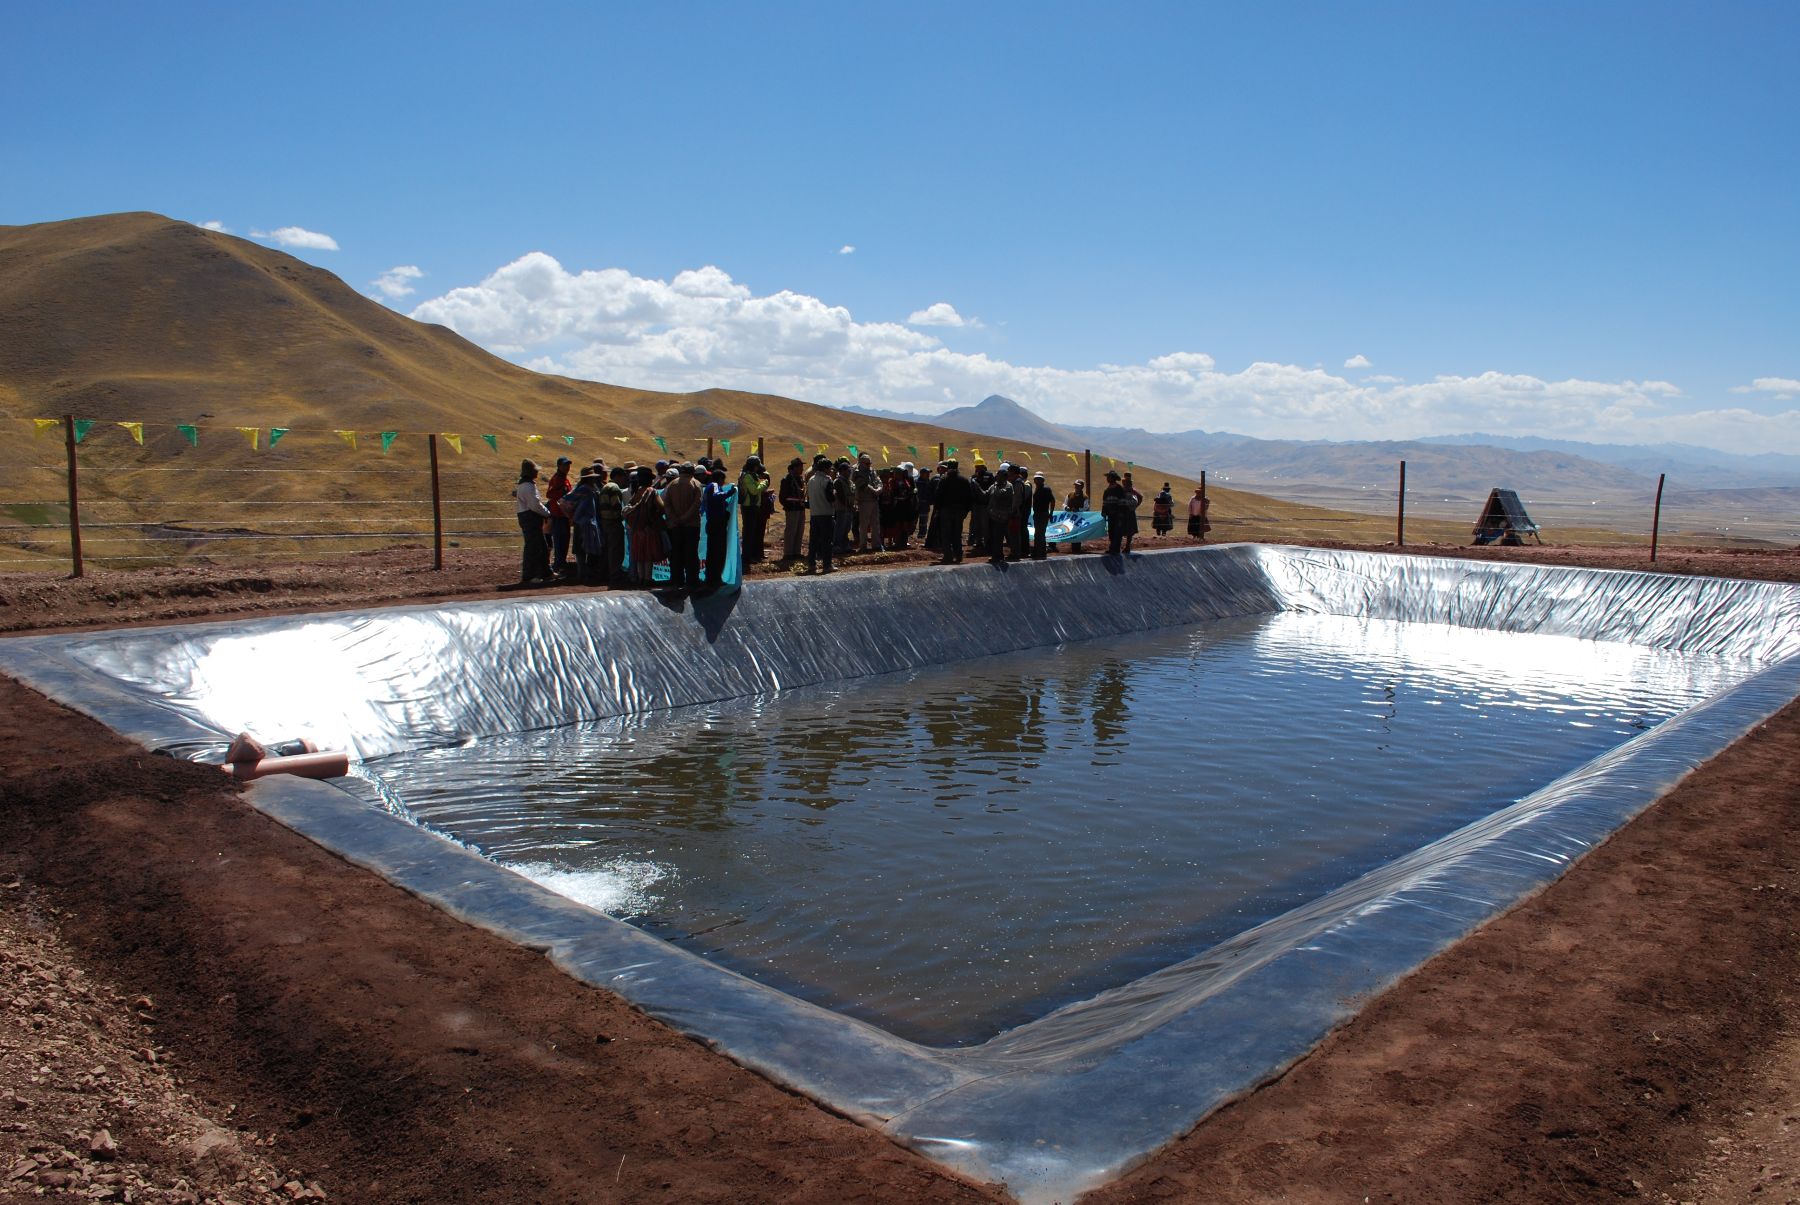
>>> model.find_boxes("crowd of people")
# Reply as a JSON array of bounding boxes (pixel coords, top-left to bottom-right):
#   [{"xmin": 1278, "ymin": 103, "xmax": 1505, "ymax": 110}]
[{"xmin": 511, "ymin": 449, "xmax": 1212, "ymax": 590}]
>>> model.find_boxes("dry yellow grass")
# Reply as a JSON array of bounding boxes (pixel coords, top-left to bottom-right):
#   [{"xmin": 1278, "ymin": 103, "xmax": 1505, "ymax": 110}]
[{"xmin": 0, "ymin": 212, "xmax": 1475, "ymax": 567}]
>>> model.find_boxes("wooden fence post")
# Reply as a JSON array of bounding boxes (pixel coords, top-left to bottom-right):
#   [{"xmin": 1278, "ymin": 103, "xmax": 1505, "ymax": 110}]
[
  {"xmin": 756, "ymin": 436, "xmax": 765, "ymax": 462},
  {"xmin": 1396, "ymin": 460, "xmax": 1407, "ymax": 547},
  {"xmin": 63, "ymin": 414, "xmax": 84, "ymax": 578},
  {"xmin": 1084, "ymin": 448, "xmax": 1093, "ymax": 490},
  {"xmin": 938, "ymin": 442, "xmax": 946, "ymax": 463},
  {"xmin": 1650, "ymin": 472, "xmax": 1665, "ymax": 562},
  {"xmin": 1200, "ymin": 470, "xmax": 1207, "ymax": 543},
  {"xmin": 428, "ymin": 433, "xmax": 444, "ymax": 571},
  {"xmin": 707, "ymin": 437, "xmax": 715, "ymax": 461}
]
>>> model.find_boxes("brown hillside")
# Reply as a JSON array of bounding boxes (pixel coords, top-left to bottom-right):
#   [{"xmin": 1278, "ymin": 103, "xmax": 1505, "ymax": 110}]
[{"xmin": 0, "ymin": 212, "xmax": 1487, "ymax": 566}]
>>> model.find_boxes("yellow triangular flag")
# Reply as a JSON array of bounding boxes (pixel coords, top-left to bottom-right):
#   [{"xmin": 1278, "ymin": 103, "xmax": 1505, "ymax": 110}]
[
  {"xmin": 336, "ymin": 430, "xmax": 358, "ymax": 451},
  {"xmin": 443, "ymin": 433, "xmax": 463, "ymax": 454},
  {"xmin": 33, "ymin": 418, "xmax": 60, "ymax": 437},
  {"xmin": 1107, "ymin": 457, "xmax": 1116, "ymax": 468},
  {"xmin": 116, "ymin": 421, "xmax": 144, "ymax": 444},
  {"xmin": 881, "ymin": 446, "xmax": 891, "ymax": 461},
  {"xmin": 525, "ymin": 434, "xmax": 544, "ymax": 444},
  {"xmin": 238, "ymin": 426, "xmax": 260, "ymax": 451},
  {"xmin": 613, "ymin": 436, "xmax": 629, "ymax": 443},
  {"xmin": 1067, "ymin": 453, "xmax": 1079, "ymax": 464}
]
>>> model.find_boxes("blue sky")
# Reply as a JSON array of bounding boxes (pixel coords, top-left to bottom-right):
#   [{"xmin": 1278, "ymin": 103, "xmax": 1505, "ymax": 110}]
[{"xmin": 6, "ymin": 2, "xmax": 1798, "ymax": 451}]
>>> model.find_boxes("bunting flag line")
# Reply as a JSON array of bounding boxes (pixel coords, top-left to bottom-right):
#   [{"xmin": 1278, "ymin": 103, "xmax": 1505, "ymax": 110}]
[
  {"xmin": 380, "ymin": 431, "xmax": 399, "ymax": 455},
  {"xmin": 117, "ymin": 421, "xmax": 145, "ymax": 445},
  {"xmin": 33, "ymin": 418, "xmax": 60, "ymax": 437},
  {"xmin": 561, "ymin": 435, "xmax": 575, "ymax": 446},
  {"xmin": 178, "ymin": 424, "xmax": 199, "ymax": 447},
  {"xmin": 443, "ymin": 434, "xmax": 463, "ymax": 454},
  {"xmin": 237, "ymin": 426, "xmax": 260, "ymax": 451},
  {"xmin": 72, "ymin": 419, "xmax": 95, "ymax": 444},
  {"xmin": 481, "ymin": 434, "xmax": 498, "ymax": 452},
  {"xmin": 335, "ymin": 430, "xmax": 358, "ymax": 451},
  {"xmin": 268, "ymin": 428, "xmax": 290, "ymax": 448}
]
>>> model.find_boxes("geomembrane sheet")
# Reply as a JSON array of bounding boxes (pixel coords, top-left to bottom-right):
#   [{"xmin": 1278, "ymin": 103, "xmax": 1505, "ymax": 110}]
[{"xmin": 3, "ymin": 544, "xmax": 1797, "ymax": 1202}]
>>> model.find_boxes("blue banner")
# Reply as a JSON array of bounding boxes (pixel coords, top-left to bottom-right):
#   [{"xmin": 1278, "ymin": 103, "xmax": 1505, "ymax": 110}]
[{"xmin": 1028, "ymin": 509, "xmax": 1109, "ymax": 545}]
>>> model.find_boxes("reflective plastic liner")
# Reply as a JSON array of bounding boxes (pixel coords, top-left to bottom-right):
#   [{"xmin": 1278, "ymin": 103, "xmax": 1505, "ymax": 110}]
[{"xmin": 2, "ymin": 544, "xmax": 1797, "ymax": 1204}]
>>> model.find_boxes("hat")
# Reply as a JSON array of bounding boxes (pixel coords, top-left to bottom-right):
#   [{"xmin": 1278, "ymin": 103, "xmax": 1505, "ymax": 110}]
[
  {"xmin": 1034, "ymin": 472, "xmax": 1045, "ymax": 480},
  {"xmin": 557, "ymin": 455, "xmax": 572, "ymax": 466},
  {"xmin": 789, "ymin": 456, "xmax": 805, "ymax": 468},
  {"xmin": 1105, "ymin": 470, "xmax": 1121, "ymax": 479}
]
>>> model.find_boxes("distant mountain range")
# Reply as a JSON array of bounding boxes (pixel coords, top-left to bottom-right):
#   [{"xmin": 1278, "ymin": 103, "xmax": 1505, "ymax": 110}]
[{"xmin": 848, "ymin": 397, "xmax": 1800, "ymax": 499}]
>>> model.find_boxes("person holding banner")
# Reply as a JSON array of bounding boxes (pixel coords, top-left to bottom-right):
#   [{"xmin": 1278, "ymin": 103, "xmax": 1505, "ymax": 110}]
[{"xmin": 1064, "ymin": 480, "xmax": 1091, "ymax": 553}]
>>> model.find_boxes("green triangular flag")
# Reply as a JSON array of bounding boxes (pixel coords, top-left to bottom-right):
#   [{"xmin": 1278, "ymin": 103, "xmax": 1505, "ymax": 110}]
[
  {"xmin": 946, "ymin": 445, "xmax": 958, "ymax": 457},
  {"xmin": 72, "ymin": 419, "xmax": 95, "ymax": 443},
  {"xmin": 268, "ymin": 427, "xmax": 290, "ymax": 447},
  {"xmin": 481, "ymin": 434, "xmax": 498, "ymax": 452},
  {"xmin": 177, "ymin": 424, "xmax": 198, "ymax": 447},
  {"xmin": 847, "ymin": 444, "xmax": 859, "ymax": 457},
  {"xmin": 562, "ymin": 434, "xmax": 575, "ymax": 446},
  {"xmin": 907, "ymin": 445, "xmax": 919, "ymax": 457},
  {"xmin": 792, "ymin": 441, "xmax": 805, "ymax": 454},
  {"xmin": 653, "ymin": 435, "xmax": 668, "ymax": 453},
  {"xmin": 720, "ymin": 439, "xmax": 732, "ymax": 454},
  {"xmin": 380, "ymin": 431, "xmax": 399, "ymax": 454},
  {"xmin": 997, "ymin": 449, "xmax": 1006, "ymax": 462}
]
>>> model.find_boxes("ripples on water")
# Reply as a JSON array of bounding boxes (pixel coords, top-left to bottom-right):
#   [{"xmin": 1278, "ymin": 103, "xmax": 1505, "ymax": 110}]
[{"xmin": 361, "ymin": 613, "xmax": 1754, "ymax": 1046}]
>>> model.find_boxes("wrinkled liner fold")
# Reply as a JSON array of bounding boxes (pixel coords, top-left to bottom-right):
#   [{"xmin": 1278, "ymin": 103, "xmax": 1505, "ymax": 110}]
[{"xmin": 3, "ymin": 545, "xmax": 1797, "ymax": 1204}]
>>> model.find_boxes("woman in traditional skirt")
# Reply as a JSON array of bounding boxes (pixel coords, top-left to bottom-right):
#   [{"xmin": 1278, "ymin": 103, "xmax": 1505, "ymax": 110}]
[
  {"xmin": 1151, "ymin": 483, "xmax": 1175, "ymax": 536},
  {"xmin": 1188, "ymin": 486, "xmax": 1211, "ymax": 540}
]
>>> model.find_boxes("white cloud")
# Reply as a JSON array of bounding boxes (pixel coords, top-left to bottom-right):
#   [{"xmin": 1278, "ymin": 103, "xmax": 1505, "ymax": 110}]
[
  {"xmin": 907, "ymin": 301, "xmax": 981, "ymax": 328},
  {"xmin": 408, "ymin": 254, "xmax": 1799, "ymax": 454},
  {"xmin": 837, "ymin": 244, "xmax": 856, "ymax": 255},
  {"xmin": 1365, "ymin": 374, "xmax": 1403, "ymax": 384},
  {"xmin": 1732, "ymin": 377, "xmax": 1800, "ymax": 400},
  {"xmin": 370, "ymin": 265, "xmax": 425, "ymax": 300},
  {"xmin": 200, "ymin": 219, "xmax": 229, "ymax": 233},
  {"xmin": 251, "ymin": 225, "xmax": 340, "ymax": 251},
  {"xmin": 1344, "ymin": 353, "xmax": 1372, "ymax": 369}
]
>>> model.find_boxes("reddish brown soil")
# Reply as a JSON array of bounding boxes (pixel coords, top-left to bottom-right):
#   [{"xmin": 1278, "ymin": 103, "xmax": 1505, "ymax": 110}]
[{"xmin": 2, "ymin": 540, "xmax": 1798, "ymax": 1203}]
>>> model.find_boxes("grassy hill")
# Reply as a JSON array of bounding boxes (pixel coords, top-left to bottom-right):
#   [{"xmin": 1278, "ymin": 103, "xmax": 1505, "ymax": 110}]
[{"xmin": 0, "ymin": 213, "xmax": 1565, "ymax": 567}]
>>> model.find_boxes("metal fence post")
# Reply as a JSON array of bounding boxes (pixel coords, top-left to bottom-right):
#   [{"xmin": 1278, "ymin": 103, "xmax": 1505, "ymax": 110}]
[
  {"xmin": 1396, "ymin": 460, "xmax": 1407, "ymax": 547},
  {"xmin": 428, "ymin": 433, "xmax": 444, "ymax": 571},
  {"xmin": 1650, "ymin": 472, "xmax": 1665, "ymax": 562},
  {"xmin": 63, "ymin": 414, "xmax": 84, "ymax": 578}
]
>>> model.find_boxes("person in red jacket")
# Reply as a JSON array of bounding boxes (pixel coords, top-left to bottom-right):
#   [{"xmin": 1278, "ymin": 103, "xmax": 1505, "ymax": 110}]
[{"xmin": 544, "ymin": 456, "xmax": 574, "ymax": 577}]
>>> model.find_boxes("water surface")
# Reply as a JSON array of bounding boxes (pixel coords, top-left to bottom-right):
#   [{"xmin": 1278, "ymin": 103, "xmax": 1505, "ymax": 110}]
[{"xmin": 360, "ymin": 613, "xmax": 1751, "ymax": 1045}]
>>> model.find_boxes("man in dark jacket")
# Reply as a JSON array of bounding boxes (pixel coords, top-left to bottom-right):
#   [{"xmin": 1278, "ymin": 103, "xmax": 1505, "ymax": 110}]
[
  {"xmin": 914, "ymin": 465, "xmax": 935, "ymax": 543},
  {"xmin": 933, "ymin": 460, "xmax": 973, "ymax": 565},
  {"xmin": 597, "ymin": 467, "xmax": 628, "ymax": 585},
  {"xmin": 983, "ymin": 466, "xmax": 1017, "ymax": 564},
  {"xmin": 778, "ymin": 457, "xmax": 807, "ymax": 562},
  {"xmin": 1030, "ymin": 472, "xmax": 1055, "ymax": 559}
]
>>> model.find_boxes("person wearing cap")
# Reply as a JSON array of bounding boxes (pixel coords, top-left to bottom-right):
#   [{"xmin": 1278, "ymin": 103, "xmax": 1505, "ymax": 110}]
[
  {"xmin": 1030, "ymin": 472, "xmax": 1055, "ymax": 559},
  {"xmin": 830, "ymin": 458, "xmax": 856, "ymax": 555},
  {"xmin": 1010, "ymin": 465, "xmax": 1032, "ymax": 562},
  {"xmin": 778, "ymin": 457, "xmax": 807, "ymax": 562},
  {"xmin": 932, "ymin": 459, "xmax": 973, "ymax": 564},
  {"xmin": 661, "ymin": 462, "xmax": 704, "ymax": 591},
  {"xmin": 737, "ymin": 455, "xmax": 771, "ymax": 564},
  {"xmin": 982, "ymin": 463, "xmax": 1017, "ymax": 565},
  {"xmin": 1101, "ymin": 470, "xmax": 1132, "ymax": 556},
  {"xmin": 545, "ymin": 456, "xmax": 575, "ymax": 577}
]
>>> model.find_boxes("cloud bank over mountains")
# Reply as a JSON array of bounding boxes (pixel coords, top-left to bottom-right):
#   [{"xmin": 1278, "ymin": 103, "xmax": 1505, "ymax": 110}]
[{"xmin": 411, "ymin": 252, "xmax": 1800, "ymax": 453}]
